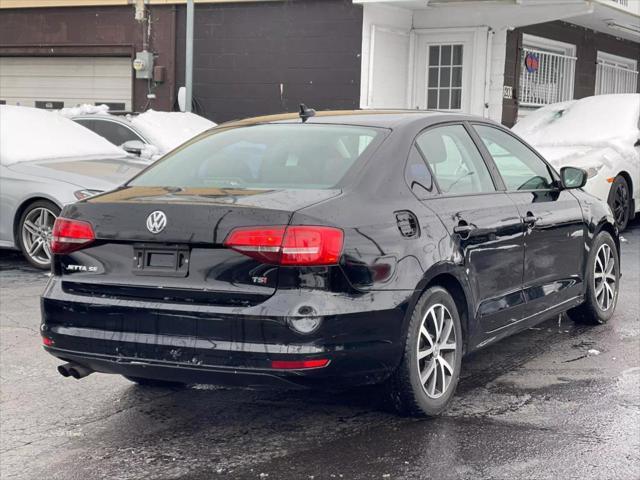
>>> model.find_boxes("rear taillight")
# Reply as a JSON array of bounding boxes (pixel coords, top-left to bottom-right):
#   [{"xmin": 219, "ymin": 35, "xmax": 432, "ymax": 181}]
[
  {"xmin": 224, "ymin": 225, "xmax": 343, "ymax": 266},
  {"xmin": 270, "ymin": 359, "xmax": 329, "ymax": 370},
  {"xmin": 51, "ymin": 218, "xmax": 95, "ymax": 255}
]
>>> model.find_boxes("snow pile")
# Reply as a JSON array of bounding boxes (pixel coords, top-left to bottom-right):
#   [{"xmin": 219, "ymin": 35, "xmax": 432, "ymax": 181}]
[
  {"xmin": 513, "ymin": 94, "xmax": 640, "ymax": 162},
  {"xmin": 0, "ymin": 105, "xmax": 126, "ymax": 165},
  {"xmin": 128, "ymin": 110, "xmax": 216, "ymax": 154},
  {"xmin": 58, "ymin": 103, "xmax": 110, "ymax": 118}
]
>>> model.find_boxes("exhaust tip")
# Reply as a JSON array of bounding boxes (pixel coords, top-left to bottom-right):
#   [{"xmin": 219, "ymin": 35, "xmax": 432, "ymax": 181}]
[
  {"xmin": 57, "ymin": 363, "xmax": 93, "ymax": 379},
  {"xmin": 69, "ymin": 364, "xmax": 93, "ymax": 380}
]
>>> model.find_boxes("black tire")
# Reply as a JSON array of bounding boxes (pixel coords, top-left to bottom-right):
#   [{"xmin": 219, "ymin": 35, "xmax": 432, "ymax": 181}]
[
  {"xmin": 388, "ymin": 286, "xmax": 463, "ymax": 417},
  {"xmin": 568, "ymin": 230, "xmax": 619, "ymax": 325},
  {"xmin": 607, "ymin": 175, "xmax": 631, "ymax": 232},
  {"xmin": 17, "ymin": 200, "xmax": 61, "ymax": 270},
  {"xmin": 123, "ymin": 376, "xmax": 186, "ymax": 388}
]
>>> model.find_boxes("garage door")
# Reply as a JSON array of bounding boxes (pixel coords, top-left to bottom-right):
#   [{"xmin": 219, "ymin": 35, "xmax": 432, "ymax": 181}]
[{"xmin": 0, "ymin": 56, "xmax": 132, "ymax": 110}]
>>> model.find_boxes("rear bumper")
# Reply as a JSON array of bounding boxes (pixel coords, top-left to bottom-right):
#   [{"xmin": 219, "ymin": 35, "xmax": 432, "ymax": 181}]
[
  {"xmin": 45, "ymin": 346, "xmax": 400, "ymax": 389},
  {"xmin": 41, "ymin": 279, "xmax": 410, "ymax": 388}
]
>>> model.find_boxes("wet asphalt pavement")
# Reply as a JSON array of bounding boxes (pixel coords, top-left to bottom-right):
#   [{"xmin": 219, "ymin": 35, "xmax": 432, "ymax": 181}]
[{"xmin": 1, "ymin": 220, "xmax": 639, "ymax": 480}]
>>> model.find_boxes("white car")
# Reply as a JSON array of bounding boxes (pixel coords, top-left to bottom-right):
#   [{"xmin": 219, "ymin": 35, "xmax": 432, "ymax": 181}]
[
  {"xmin": 513, "ymin": 94, "xmax": 640, "ymax": 231},
  {"xmin": 60, "ymin": 105, "xmax": 216, "ymax": 159},
  {"xmin": 0, "ymin": 106, "xmax": 147, "ymax": 269}
]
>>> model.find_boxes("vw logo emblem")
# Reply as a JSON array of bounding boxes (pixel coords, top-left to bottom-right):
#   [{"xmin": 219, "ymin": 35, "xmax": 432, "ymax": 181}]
[{"xmin": 146, "ymin": 211, "xmax": 167, "ymax": 234}]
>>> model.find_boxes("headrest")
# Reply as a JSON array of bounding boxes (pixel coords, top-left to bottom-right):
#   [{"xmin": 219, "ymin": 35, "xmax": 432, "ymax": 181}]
[{"xmin": 419, "ymin": 132, "xmax": 447, "ymax": 165}]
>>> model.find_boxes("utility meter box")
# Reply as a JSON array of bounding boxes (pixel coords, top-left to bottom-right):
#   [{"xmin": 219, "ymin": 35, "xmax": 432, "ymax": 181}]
[{"xmin": 133, "ymin": 50, "xmax": 154, "ymax": 79}]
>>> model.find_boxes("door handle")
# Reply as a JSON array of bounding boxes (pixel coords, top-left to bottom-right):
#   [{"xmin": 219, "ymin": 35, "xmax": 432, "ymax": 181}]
[
  {"xmin": 524, "ymin": 212, "xmax": 537, "ymax": 226},
  {"xmin": 453, "ymin": 223, "xmax": 476, "ymax": 238}
]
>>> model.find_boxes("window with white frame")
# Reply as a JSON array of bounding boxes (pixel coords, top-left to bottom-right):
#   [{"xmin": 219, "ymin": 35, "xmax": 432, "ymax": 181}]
[
  {"xmin": 426, "ymin": 44, "xmax": 464, "ymax": 110},
  {"xmin": 519, "ymin": 34, "xmax": 577, "ymax": 107},
  {"xmin": 596, "ymin": 51, "xmax": 638, "ymax": 95}
]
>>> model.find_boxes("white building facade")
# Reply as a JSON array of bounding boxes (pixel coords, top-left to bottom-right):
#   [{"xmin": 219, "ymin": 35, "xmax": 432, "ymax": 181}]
[{"xmin": 356, "ymin": 0, "xmax": 640, "ymax": 125}]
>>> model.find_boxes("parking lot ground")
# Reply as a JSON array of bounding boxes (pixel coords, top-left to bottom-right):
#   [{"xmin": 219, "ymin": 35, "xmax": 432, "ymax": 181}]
[{"xmin": 1, "ymin": 220, "xmax": 639, "ymax": 480}]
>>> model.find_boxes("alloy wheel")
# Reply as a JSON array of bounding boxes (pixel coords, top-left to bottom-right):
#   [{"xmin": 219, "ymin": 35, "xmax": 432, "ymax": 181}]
[
  {"xmin": 416, "ymin": 303, "xmax": 457, "ymax": 399},
  {"xmin": 594, "ymin": 243, "xmax": 617, "ymax": 311},
  {"xmin": 612, "ymin": 182, "xmax": 629, "ymax": 228},
  {"xmin": 21, "ymin": 207, "xmax": 57, "ymax": 266}
]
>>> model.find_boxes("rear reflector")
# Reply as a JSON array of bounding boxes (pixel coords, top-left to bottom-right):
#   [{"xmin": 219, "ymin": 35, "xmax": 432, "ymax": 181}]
[
  {"xmin": 42, "ymin": 337, "xmax": 54, "ymax": 346},
  {"xmin": 270, "ymin": 359, "xmax": 329, "ymax": 370},
  {"xmin": 224, "ymin": 225, "xmax": 343, "ymax": 266},
  {"xmin": 51, "ymin": 218, "xmax": 95, "ymax": 255}
]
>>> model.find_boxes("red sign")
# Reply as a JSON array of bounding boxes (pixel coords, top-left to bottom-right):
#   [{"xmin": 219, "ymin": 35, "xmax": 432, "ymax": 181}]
[{"xmin": 525, "ymin": 53, "xmax": 540, "ymax": 73}]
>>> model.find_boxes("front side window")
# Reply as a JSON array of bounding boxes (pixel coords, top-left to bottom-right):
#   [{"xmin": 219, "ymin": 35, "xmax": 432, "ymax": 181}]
[
  {"xmin": 129, "ymin": 124, "xmax": 381, "ymax": 189},
  {"xmin": 416, "ymin": 124, "xmax": 495, "ymax": 195},
  {"xmin": 92, "ymin": 120, "xmax": 143, "ymax": 146},
  {"xmin": 75, "ymin": 119, "xmax": 142, "ymax": 147},
  {"xmin": 474, "ymin": 125, "xmax": 554, "ymax": 191}
]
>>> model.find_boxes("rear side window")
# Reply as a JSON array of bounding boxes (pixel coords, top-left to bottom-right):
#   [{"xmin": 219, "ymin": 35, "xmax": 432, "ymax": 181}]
[
  {"xmin": 474, "ymin": 125, "xmax": 554, "ymax": 191},
  {"xmin": 130, "ymin": 124, "xmax": 381, "ymax": 189},
  {"xmin": 405, "ymin": 145, "xmax": 435, "ymax": 199},
  {"xmin": 416, "ymin": 124, "xmax": 495, "ymax": 195}
]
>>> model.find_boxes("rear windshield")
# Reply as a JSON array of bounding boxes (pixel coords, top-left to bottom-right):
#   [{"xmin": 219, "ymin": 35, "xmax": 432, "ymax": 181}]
[{"xmin": 129, "ymin": 124, "xmax": 382, "ymax": 189}]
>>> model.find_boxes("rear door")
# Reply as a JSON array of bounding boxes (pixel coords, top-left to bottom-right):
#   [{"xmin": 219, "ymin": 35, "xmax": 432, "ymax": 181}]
[
  {"xmin": 472, "ymin": 124, "xmax": 585, "ymax": 318},
  {"xmin": 415, "ymin": 123, "xmax": 526, "ymax": 337}
]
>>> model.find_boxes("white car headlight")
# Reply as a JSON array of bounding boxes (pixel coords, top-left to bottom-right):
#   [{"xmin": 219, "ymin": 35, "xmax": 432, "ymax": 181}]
[
  {"xmin": 585, "ymin": 164, "xmax": 604, "ymax": 179},
  {"xmin": 74, "ymin": 189, "xmax": 103, "ymax": 200}
]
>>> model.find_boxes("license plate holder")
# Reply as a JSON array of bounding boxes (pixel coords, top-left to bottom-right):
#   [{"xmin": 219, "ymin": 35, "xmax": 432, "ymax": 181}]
[{"xmin": 133, "ymin": 246, "xmax": 190, "ymax": 277}]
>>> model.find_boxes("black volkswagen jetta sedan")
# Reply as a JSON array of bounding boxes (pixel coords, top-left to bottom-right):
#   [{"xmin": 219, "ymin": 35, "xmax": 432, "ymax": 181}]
[{"xmin": 41, "ymin": 110, "xmax": 620, "ymax": 416}]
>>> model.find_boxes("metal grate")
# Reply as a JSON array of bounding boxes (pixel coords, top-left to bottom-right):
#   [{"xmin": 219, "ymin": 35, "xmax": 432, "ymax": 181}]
[
  {"xmin": 612, "ymin": 0, "xmax": 629, "ymax": 6},
  {"xmin": 518, "ymin": 47, "xmax": 576, "ymax": 106},
  {"xmin": 595, "ymin": 62, "xmax": 639, "ymax": 95}
]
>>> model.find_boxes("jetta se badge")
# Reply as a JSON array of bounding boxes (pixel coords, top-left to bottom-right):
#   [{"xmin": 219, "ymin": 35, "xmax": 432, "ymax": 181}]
[{"xmin": 146, "ymin": 211, "xmax": 167, "ymax": 234}]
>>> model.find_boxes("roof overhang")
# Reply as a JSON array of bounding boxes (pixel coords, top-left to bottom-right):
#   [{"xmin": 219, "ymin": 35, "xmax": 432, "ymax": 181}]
[
  {"xmin": 567, "ymin": 1, "xmax": 640, "ymax": 42},
  {"xmin": 354, "ymin": 0, "xmax": 595, "ymax": 30}
]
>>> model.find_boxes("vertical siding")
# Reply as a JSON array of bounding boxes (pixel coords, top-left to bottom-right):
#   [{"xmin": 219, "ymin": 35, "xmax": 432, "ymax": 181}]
[{"xmin": 175, "ymin": 0, "xmax": 363, "ymax": 123}]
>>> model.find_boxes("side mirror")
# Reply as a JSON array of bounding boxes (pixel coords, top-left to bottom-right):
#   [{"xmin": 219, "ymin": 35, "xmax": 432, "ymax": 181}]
[
  {"xmin": 560, "ymin": 166, "xmax": 587, "ymax": 189},
  {"xmin": 121, "ymin": 140, "xmax": 145, "ymax": 156}
]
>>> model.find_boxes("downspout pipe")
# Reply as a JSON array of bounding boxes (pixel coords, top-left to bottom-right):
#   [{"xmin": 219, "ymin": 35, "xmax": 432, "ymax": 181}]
[{"xmin": 185, "ymin": 0, "xmax": 194, "ymax": 113}]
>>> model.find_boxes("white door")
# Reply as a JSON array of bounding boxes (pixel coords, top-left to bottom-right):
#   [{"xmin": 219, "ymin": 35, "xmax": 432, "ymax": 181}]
[
  {"xmin": 0, "ymin": 57, "xmax": 132, "ymax": 110},
  {"xmin": 366, "ymin": 25, "xmax": 411, "ymax": 108},
  {"xmin": 413, "ymin": 29, "xmax": 484, "ymax": 114}
]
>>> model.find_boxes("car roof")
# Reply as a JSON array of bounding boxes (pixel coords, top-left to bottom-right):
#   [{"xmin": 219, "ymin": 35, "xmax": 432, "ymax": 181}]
[{"xmin": 220, "ymin": 110, "xmax": 496, "ymax": 129}]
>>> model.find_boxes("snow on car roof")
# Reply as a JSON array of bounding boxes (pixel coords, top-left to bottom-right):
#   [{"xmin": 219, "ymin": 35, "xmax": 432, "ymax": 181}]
[
  {"xmin": 58, "ymin": 103, "xmax": 111, "ymax": 117},
  {"xmin": 513, "ymin": 94, "xmax": 640, "ymax": 153},
  {"xmin": 0, "ymin": 105, "xmax": 126, "ymax": 165},
  {"xmin": 128, "ymin": 110, "xmax": 216, "ymax": 154}
]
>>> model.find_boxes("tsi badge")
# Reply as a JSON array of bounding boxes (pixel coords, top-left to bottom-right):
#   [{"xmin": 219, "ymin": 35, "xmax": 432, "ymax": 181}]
[{"xmin": 146, "ymin": 211, "xmax": 167, "ymax": 234}]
